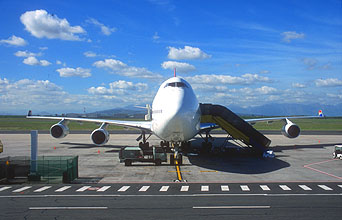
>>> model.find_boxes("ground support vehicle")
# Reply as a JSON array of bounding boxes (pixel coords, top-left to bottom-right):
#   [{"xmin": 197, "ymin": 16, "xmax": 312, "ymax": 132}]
[{"xmin": 119, "ymin": 146, "xmax": 167, "ymax": 166}]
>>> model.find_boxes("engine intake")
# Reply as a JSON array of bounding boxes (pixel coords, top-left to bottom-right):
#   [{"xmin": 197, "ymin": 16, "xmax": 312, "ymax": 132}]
[
  {"xmin": 50, "ymin": 123, "xmax": 69, "ymax": 138},
  {"xmin": 281, "ymin": 119, "xmax": 300, "ymax": 138},
  {"xmin": 91, "ymin": 128, "xmax": 109, "ymax": 146}
]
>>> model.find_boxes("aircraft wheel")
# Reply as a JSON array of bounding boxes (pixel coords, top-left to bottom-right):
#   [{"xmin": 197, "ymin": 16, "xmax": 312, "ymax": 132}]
[
  {"xmin": 178, "ymin": 154, "xmax": 183, "ymax": 165},
  {"xmin": 124, "ymin": 160, "xmax": 132, "ymax": 166},
  {"xmin": 170, "ymin": 154, "xmax": 175, "ymax": 165},
  {"xmin": 155, "ymin": 159, "xmax": 161, "ymax": 166}
]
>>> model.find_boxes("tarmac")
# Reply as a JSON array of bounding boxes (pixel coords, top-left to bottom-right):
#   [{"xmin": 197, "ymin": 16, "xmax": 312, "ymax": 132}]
[{"xmin": 0, "ymin": 132, "xmax": 341, "ymax": 183}]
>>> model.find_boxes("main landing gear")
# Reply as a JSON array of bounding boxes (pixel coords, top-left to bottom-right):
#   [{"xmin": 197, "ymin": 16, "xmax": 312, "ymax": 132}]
[{"xmin": 200, "ymin": 131, "xmax": 213, "ymax": 153}]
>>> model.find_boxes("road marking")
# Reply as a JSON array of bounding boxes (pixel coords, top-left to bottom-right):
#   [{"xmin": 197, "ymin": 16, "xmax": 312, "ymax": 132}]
[
  {"xmin": 12, "ymin": 186, "xmax": 31, "ymax": 193},
  {"xmin": 34, "ymin": 186, "xmax": 51, "ymax": 192},
  {"xmin": 201, "ymin": 185, "xmax": 209, "ymax": 191},
  {"xmin": 139, "ymin": 186, "xmax": 150, "ymax": 192},
  {"xmin": 29, "ymin": 207, "xmax": 108, "ymax": 210},
  {"xmin": 193, "ymin": 206, "xmax": 271, "ymax": 209},
  {"xmin": 279, "ymin": 185, "xmax": 291, "ymax": 191},
  {"xmin": 97, "ymin": 186, "xmax": 111, "ymax": 192},
  {"xmin": 55, "ymin": 186, "xmax": 71, "ymax": 192},
  {"xmin": 299, "ymin": 185, "xmax": 312, "ymax": 191},
  {"xmin": 304, "ymin": 159, "xmax": 342, "ymax": 180},
  {"xmin": 260, "ymin": 185, "xmax": 270, "ymax": 191},
  {"xmin": 0, "ymin": 186, "xmax": 11, "ymax": 192},
  {"xmin": 180, "ymin": 186, "xmax": 189, "ymax": 192},
  {"xmin": 338, "ymin": 185, "xmax": 342, "ymax": 188},
  {"xmin": 318, "ymin": 185, "xmax": 333, "ymax": 191},
  {"xmin": 159, "ymin": 186, "xmax": 169, "ymax": 192},
  {"xmin": 221, "ymin": 185, "xmax": 229, "ymax": 191},
  {"xmin": 76, "ymin": 186, "xmax": 91, "ymax": 192},
  {"xmin": 240, "ymin": 185, "xmax": 250, "ymax": 191},
  {"xmin": 118, "ymin": 186, "xmax": 130, "ymax": 192}
]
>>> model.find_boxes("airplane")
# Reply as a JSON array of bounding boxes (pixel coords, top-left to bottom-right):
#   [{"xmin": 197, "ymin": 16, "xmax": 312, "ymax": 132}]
[{"xmin": 27, "ymin": 73, "xmax": 324, "ymax": 163}]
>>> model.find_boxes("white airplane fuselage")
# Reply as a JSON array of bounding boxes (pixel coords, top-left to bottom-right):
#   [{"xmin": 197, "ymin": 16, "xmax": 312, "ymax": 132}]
[{"xmin": 151, "ymin": 77, "xmax": 201, "ymax": 142}]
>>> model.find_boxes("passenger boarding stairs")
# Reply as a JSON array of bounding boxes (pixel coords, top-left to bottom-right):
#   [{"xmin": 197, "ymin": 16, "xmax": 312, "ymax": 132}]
[{"xmin": 200, "ymin": 104, "xmax": 271, "ymax": 154}]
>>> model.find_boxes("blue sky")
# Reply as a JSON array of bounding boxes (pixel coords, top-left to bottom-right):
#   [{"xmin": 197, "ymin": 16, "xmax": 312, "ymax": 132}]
[{"xmin": 0, "ymin": 0, "xmax": 341, "ymax": 115}]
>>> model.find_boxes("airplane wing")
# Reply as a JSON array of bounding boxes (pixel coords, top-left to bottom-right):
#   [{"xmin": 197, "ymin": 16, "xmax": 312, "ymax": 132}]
[
  {"xmin": 199, "ymin": 110, "xmax": 324, "ymax": 132},
  {"xmin": 245, "ymin": 110, "xmax": 324, "ymax": 124},
  {"xmin": 26, "ymin": 115, "xmax": 152, "ymax": 131}
]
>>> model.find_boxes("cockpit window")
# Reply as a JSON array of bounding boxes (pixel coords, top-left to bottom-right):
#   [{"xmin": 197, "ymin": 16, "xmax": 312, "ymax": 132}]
[{"xmin": 164, "ymin": 82, "xmax": 188, "ymax": 88}]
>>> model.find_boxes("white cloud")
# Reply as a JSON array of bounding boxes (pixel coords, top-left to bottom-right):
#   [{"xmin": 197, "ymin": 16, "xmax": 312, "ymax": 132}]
[
  {"xmin": 93, "ymin": 59, "xmax": 162, "ymax": 79},
  {"xmin": 186, "ymin": 73, "xmax": 272, "ymax": 85},
  {"xmin": 153, "ymin": 32, "xmax": 160, "ymax": 41},
  {"xmin": 255, "ymin": 86, "xmax": 277, "ymax": 94},
  {"xmin": 20, "ymin": 9, "xmax": 86, "ymax": 41},
  {"xmin": 0, "ymin": 35, "xmax": 27, "ymax": 46},
  {"xmin": 86, "ymin": 18, "xmax": 116, "ymax": 36},
  {"xmin": 161, "ymin": 61, "xmax": 195, "ymax": 73},
  {"xmin": 88, "ymin": 80, "xmax": 148, "ymax": 95},
  {"xmin": 84, "ymin": 51, "xmax": 97, "ymax": 57},
  {"xmin": 281, "ymin": 31, "xmax": 305, "ymax": 43},
  {"xmin": 292, "ymin": 83, "xmax": 306, "ymax": 88},
  {"xmin": 15, "ymin": 50, "xmax": 42, "ymax": 57},
  {"xmin": 0, "ymin": 78, "xmax": 154, "ymax": 114},
  {"xmin": 315, "ymin": 78, "xmax": 342, "ymax": 87},
  {"xmin": 167, "ymin": 46, "xmax": 211, "ymax": 60},
  {"xmin": 23, "ymin": 56, "xmax": 51, "ymax": 66},
  {"xmin": 57, "ymin": 67, "xmax": 91, "ymax": 78},
  {"xmin": 301, "ymin": 58, "xmax": 317, "ymax": 70}
]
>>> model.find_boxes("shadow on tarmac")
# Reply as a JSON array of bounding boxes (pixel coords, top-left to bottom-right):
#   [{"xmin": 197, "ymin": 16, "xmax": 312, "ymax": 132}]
[
  {"xmin": 187, "ymin": 137, "xmax": 291, "ymax": 174},
  {"xmin": 272, "ymin": 143, "xmax": 340, "ymax": 152}
]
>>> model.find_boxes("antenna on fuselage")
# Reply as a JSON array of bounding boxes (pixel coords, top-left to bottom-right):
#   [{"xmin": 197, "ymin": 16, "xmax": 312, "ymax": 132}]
[{"xmin": 174, "ymin": 68, "xmax": 176, "ymax": 77}]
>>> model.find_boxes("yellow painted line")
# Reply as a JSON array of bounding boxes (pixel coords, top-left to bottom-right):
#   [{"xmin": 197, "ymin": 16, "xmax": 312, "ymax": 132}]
[
  {"xmin": 175, "ymin": 158, "xmax": 182, "ymax": 181},
  {"xmin": 167, "ymin": 171, "xmax": 191, "ymax": 173}
]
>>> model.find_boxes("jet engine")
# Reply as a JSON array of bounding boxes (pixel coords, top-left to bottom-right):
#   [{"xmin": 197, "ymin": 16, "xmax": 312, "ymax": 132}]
[
  {"xmin": 50, "ymin": 121, "xmax": 69, "ymax": 138},
  {"xmin": 91, "ymin": 123, "xmax": 109, "ymax": 146},
  {"xmin": 281, "ymin": 119, "xmax": 300, "ymax": 138}
]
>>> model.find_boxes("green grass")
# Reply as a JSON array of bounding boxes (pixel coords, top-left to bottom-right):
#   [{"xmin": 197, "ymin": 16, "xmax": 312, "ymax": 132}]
[
  {"xmin": 252, "ymin": 118, "xmax": 342, "ymax": 130},
  {"xmin": 0, "ymin": 116, "xmax": 341, "ymax": 131}
]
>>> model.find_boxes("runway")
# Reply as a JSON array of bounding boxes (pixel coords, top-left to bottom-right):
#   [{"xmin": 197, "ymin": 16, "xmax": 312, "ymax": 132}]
[
  {"xmin": 0, "ymin": 183, "xmax": 341, "ymax": 219},
  {"xmin": 0, "ymin": 132, "xmax": 341, "ymax": 219}
]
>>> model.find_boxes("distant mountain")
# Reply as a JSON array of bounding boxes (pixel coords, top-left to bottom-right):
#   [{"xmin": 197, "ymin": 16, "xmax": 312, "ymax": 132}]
[
  {"xmin": 90, "ymin": 105, "xmax": 146, "ymax": 118},
  {"xmin": 228, "ymin": 103, "xmax": 342, "ymax": 117}
]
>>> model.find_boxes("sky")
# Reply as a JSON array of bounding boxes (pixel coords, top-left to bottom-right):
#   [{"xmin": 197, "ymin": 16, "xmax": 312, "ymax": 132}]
[{"xmin": 0, "ymin": 0, "xmax": 341, "ymax": 115}]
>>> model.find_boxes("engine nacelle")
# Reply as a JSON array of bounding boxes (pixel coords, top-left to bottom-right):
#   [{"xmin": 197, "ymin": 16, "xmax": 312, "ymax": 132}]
[
  {"xmin": 91, "ymin": 128, "xmax": 109, "ymax": 146},
  {"xmin": 50, "ymin": 123, "xmax": 69, "ymax": 138},
  {"xmin": 281, "ymin": 119, "xmax": 300, "ymax": 138}
]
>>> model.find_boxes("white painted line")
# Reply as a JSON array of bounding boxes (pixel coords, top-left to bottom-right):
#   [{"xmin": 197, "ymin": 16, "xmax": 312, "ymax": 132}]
[
  {"xmin": 279, "ymin": 185, "xmax": 291, "ymax": 191},
  {"xmin": 118, "ymin": 186, "xmax": 130, "ymax": 192},
  {"xmin": 318, "ymin": 185, "xmax": 333, "ymax": 191},
  {"xmin": 34, "ymin": 186, "xmax": 51, "ymax": 192},
  {"xmin": 55, "ymin": 186, "xmax": 71, "ymax": 192},
  {"xmin": 12, "ymin": 186, "xmax": 31, "ymax": 193},
  {"xmin": 180, "ymin": 186, "xmax": 189, "ymax": 192},
  {"xmin": 139, "ymin": 186, "xmax": 150, "ymax": 192},
  {"xmin": 193, "ymin": 206, "xmax": 271, "ymax": 209},
  {"xmin": 299, "ymin": 185, "xmax": 312, "ymax": 191},
  {"xmin": 221, "ymin": 185, "xmax": 229, "ymax": 191},
  {"xmin": 201, "ymin": 185, "xmax": 209, "ymax": 192},
  {"xmin": 0, "ymin": 186, "xmax": 11, "ymax": 192},
  {"xmin": 76, "ymin": 186, "xmax": 91, "ymax": 192},
  {"xmin": 159, "ymin": 186, "xmax": 169, "ymax": 192},
  {"xmin": 240, "ymin": 185, "xmax": 250, "ymax": 191},
  {"xmin": 260, "ymin": 185, "xmax": 270, "ymax": 191},
  {"xmin": 29, "ymin": 207, "xmax": 108, "ymax": 210},
  {"xmin": 97, "ymin": 186, "xmax": 111, "ymax": 192},
  {"xmin": 338, "ymin": 185, "xmax": 342, "ymax": 188}
]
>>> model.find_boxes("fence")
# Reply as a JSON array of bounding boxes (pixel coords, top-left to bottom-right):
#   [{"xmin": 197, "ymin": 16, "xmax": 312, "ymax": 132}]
[{"xmin": 0, "ymin": 156, "xmax": 78, "ymax": 183}]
